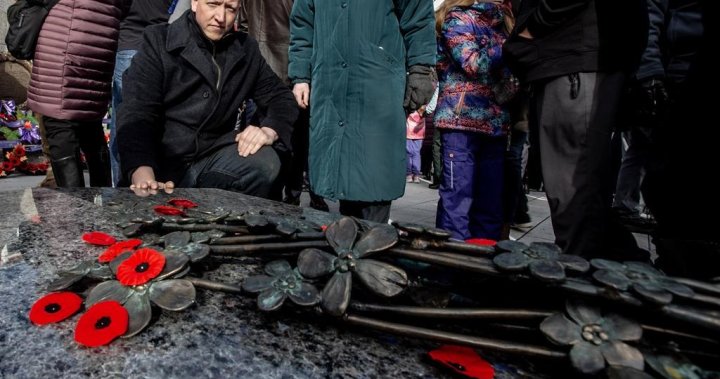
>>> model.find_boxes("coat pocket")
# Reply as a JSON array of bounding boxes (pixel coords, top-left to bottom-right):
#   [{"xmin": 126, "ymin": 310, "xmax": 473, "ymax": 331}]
[{"xmin": 445, "ymin": 149, "xmax": 470, "ymax": 190}]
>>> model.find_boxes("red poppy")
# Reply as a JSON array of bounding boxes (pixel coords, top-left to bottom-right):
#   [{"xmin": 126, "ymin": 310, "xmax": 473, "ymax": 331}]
[
  {"xmin": 167, "ymin": 198, "xmax": 198, "ymax": 209},
  {"xmin": 82, "ymin": 231, "xmax": 117, "ymax": 246},
  {"xmin": 428, "ymin": 345, "xmax": 494, "ymax": 379},
  {"xmin": 29, "ymin": 292, "xmax": 83, "ymax": 325},
  {"xmin": 153, "ymin": 205, "xmax": 186, "ymax": 216},
  {"xmin": 116, "ymin": 248, "xmax": 166, "ymax": 286},
  {"xmin": 1, "ymin": 161, "xmax": 13, "ymax": 172},
  {"xmin": 13, "ymin": 144, "xmax": 26, "ymax": 156},
  {"xmin": 74, "ymin": 300, "xmax": 129, "ymax": 347},
  {"xmin": 321, "ymin": 225, "xmax": 328, "ymax": 232},
  {"xmin": 465, "ymin": 238, "xmax": 497, "ymax": 247},
  {"xmin": 98, "ymin": 239, "xmax": 143, "ymax": 263}
]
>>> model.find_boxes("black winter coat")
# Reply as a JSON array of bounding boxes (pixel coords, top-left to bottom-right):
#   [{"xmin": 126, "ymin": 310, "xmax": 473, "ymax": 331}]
[
  {"xmin": 117, "ymin": 11, "xmax": 297, "ymax": 184},
  {"xmin": 503, "ymin": 0, "xmax": 648, "ymax": 82}
]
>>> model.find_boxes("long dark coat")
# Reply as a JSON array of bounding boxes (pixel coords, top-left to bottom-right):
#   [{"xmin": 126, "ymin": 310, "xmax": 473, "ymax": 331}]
[
  {"xmin": 289, "ymin": 0, "xmax": 435, "ymax": 202},
  {"xmin": 117, "ymin": 12, "xmax": 297, "ymax": 184}
]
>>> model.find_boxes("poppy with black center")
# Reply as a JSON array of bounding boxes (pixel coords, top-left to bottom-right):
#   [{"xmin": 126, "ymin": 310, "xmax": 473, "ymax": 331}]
[
  {"xmin": 116, "ymin": 248, "xmax": 166, "ymax": 286},
  {"xmin": 74, "ymin": 301, "xmax": 129, "ymax": 347},
  {"xmin": 29, "ymin": 292, "xmax": 83, "ymax": 325}
]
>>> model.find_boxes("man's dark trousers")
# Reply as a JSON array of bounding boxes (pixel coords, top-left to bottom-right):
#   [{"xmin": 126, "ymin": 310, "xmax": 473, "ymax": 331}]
[
  {"xmin": 534, "ymin": 72, "xmax": 640, "ymax": 259},
  {"xmin": 178, "ymin": 144, "xmax": 281, "ymax": 198}
]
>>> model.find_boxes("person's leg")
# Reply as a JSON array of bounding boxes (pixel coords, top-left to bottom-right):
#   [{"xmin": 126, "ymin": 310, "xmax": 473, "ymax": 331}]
[
  {"xmin": 468, "ymin": 135, "xmax": 505, "ymax": 241},
  {"xmin": 431, "ymin": 127, "xmax": 442, "ymax": 188},
  {"xmin": 35, "ymin": 114, "xmax": 56, "ymax": 188},
  {"xmin": 435, "ymin": 131, "xmax": 475, "ymax": 240},
  {"xmin": 406, "ymin": 139, "xmax": 414, "ymax": 181},
  {"xmin": 339, "ymin": 200, "xmax": 392, "ymax": 223},
  {"xmin": 283, "ymin": 107, "xmax": 309, "ymax": 204},
  {"xmin": 504, "ymin": 130, "xmax": 526, "ymax": 225},
  {"xmin": 536, "ymin": 72, "xmax": 639, "ymax": 259},
  {"xmin": 77, "ymin": 120, "xmax": 111, "ymax": 187},
  {"xmin": 44, "ymin": 116, "xmax": 84, "ymax": 188},
  {"xmin": 110, "ymin": 50, "xmax": 138, "ymax": 187},
  {"xmin": 411, "ymin": 140, "xmax": 422, "ymax": 180},
  {"xmin": 191, "ymin": 144, "xmax": 281, "ymax": 198}
]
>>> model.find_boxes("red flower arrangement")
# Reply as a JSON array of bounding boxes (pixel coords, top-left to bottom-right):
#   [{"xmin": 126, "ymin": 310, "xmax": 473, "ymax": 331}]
[
  {"xmin": 0, "ymin": 143, "xmax": 49, "ymax": 177},
  {"xmin": 74, "ymin": 300, "xmax": 129, "ymax": 347},
  {"xmin": 465, "ymin": 239, "xmax": 497, "ymax": 247},
  {"xmin": 29, "ymin": 292, "xmax": 83, "ymax": 325},
  {"xmin": 167, "ymin": 198, "xmax": 198, "ymax": 209},
  {"xmin": 428, "ymin": 345, "xmax": 495, "ymax": 379},
  {"xmin": 153, "ymin": 205, "xmax": 186, "ymax": 216},
  {"xmin": 116, "ymin": 248, "xmax": 166, "ymax": 286},
  {"xmin": 98, "ymin": 239, "xmax": 143, "ymax": 263},
  {"xmin": 82, "ymin": 231, "xmax": 117, "ymax": 246}
]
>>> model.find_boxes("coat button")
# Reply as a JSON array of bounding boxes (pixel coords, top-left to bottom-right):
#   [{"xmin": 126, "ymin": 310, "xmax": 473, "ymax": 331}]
[
  {"xmin": 338, "ymin": 121, "xmax": 344, "ymax": 126},
  {"xmin": 202, "ymin": 91, "xmax": 210, "ymax": 98},
  {"xmin": 449, "ymin": 153, "xmax": 454, "ymax": 158},
  {"xmin": 341, "ymin": 62, "xmax": 347, "ymax": 68},
  {"xmin": 341, "ymin": 2, "xmax": 347, "ymax": 8}
]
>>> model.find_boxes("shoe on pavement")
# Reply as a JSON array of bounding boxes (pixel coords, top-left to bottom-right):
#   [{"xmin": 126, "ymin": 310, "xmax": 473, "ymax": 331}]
[{"xmin": 510, "ymin": 221, "xmax": 533, "ymax": 231}]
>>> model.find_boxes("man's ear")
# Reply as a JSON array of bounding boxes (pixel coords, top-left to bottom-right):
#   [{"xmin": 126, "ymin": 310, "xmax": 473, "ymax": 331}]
[{"xmin": 191, "ymin": 0, "xmax": 199, "ymax": 13}]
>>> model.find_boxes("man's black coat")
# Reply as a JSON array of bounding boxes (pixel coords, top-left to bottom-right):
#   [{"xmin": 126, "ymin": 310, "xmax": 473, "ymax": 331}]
[{"xmin": 118, "ymin": 11, "xmax": 297, "ymax": 183}]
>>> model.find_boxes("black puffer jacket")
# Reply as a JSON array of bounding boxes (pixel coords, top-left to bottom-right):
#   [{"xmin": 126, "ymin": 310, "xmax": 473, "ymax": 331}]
[
  {"xmin": 117, "ymin": 11, "xmax": 297, "ymax": 183},
  {"xmin": 503, "ymin": 0, "xmax": 648, "ymax": 82}
]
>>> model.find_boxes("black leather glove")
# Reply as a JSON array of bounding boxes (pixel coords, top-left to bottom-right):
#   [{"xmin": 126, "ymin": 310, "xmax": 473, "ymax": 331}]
[
  {"xmin": 637, "ymin": 78, "xmax": 668, "ymax": 119},
  {"xmin": 403, "ymin": 65, "xmax": 436, "ymax": 111}
]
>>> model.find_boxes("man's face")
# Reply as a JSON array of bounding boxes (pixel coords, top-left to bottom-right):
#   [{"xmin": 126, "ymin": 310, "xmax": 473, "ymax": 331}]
[{"xmin": 192, "ymin": 0, "xmax": 239, "ymax": 41}]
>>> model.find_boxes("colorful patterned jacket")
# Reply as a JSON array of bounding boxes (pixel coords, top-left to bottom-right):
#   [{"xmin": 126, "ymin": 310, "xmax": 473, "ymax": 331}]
[{"xmin": 434, "ymin": 2, "xmax": 515, "ymax": 137}]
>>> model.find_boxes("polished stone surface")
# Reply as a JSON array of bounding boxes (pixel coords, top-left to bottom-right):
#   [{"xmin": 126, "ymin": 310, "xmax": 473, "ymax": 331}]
[
  {"xmin": 0, "ymin": 188, "xmax": 542, "ymax": 378},
  {"xmin": 0, "ymin": 189, "xmax": 524, "ymax": 378}
]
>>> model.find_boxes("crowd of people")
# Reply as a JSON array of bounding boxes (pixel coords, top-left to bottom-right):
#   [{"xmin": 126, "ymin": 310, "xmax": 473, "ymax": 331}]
[{"xmin": 22, "ymin": 0, "xmax": 716, "ymax": 279}]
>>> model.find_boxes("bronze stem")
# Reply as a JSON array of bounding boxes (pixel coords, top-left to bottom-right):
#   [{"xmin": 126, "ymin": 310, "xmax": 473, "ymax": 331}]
[
  {"xmin": 187, "ymin": 277, "xmax": 243, "ymax": 294},
  {"xmin": 674, "ymin": 277, "xmax": 720, "ymax": 296},
  {"xmin": 349, "ymin": 302, "xmax": 552, "ymax": 319},
  {"xmin": 210, "ymin": 240, "xmax": 329, "ymax": 255},
  {"xmin": 388, "ymin": 247, "xmax": 500, "ymax": 275},
  {"xmin": 162, "ymin": 223, "xmax": 249, "ymax": 234},
  {"xmin": 343, "ymin": 313, "xmax": 566, "ymax": 359}
]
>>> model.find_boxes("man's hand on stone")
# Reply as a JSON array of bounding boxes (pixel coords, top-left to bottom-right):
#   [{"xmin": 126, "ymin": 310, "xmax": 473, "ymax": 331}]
[
  {"xmin": 130, "ymin": 166, "xmax": 175, "ymax": 197},
  {"xmin": 292, "ymin": 83, "xmax": 310, "ymax": 109},
  {"xmin": 235, "ymin": 125, "xmax": 278, "ymax": 157}
]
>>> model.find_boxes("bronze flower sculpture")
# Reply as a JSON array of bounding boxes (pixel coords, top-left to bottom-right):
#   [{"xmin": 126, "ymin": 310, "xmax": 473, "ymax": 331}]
[{"xmin": 297, "ymin": 217, "xmax": 407, "ymax": 316}]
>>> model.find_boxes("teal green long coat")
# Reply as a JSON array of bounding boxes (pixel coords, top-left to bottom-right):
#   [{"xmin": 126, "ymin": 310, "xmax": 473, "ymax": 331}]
[{"xmin": 289, "ymin": 0, "xmax": 435, "ymax": 202}]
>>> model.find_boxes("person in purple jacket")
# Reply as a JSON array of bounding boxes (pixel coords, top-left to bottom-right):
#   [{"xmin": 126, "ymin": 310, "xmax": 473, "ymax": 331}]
[{"xmin": 27, "ymin": 0, "xmax": 129, "ymax": 188}]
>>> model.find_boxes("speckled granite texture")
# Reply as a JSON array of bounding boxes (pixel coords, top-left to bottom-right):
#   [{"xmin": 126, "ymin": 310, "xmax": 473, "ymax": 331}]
[{"xmin": 0, "ymin": 188, "xmax": 544, "ymax": 378}]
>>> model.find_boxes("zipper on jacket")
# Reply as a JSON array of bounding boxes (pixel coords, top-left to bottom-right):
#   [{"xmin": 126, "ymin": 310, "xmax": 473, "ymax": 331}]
[
  {"xmin": 212, "ymin": 44, "xmax": 222, "ymax": 91},
  {"xmin": 191, "ymin": 40, "xmax": 227, "ymax": 159}
]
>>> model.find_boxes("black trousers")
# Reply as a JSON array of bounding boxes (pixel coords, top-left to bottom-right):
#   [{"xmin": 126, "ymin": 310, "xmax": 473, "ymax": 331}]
[
  {"xmin": 339, "ymin": 200, "xmax": 392, "ymax": 224},
  {"xmin": 43, "ymin": 116, "xmax": 110, "ymax": 187},
  {"xmin": 533, "ymin": 72, "xmax": 639, "ymax": 259}
]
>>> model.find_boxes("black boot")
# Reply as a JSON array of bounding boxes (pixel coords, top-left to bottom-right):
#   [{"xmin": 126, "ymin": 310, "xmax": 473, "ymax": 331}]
[
  {"xmin": 85, "ymin": 148, "xmax": 111, "ymax": 187},
  {"xmin": 51, "ymin": 155, "xmax": 85, "ymax": 188}
]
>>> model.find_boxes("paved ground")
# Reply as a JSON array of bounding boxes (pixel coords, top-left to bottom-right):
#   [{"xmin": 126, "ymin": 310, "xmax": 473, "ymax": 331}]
[{"xmin": 0, "ymin": 172, "xmax": 653, "ymax": 251}]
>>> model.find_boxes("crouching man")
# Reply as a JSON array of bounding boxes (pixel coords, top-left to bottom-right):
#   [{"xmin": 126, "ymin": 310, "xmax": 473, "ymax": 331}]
[{"xmin": 118, "ymin": 0, "xmax": 297, "ymax": 198}]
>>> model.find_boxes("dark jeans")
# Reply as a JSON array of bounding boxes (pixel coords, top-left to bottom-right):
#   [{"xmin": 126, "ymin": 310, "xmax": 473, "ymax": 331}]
[
  {"xmin": 339, "ymin": 200, "xmax": 392, "ymax": 223},
  {"xmin": 110, "ymin": 49, "xmax": 138, "ymax": 187},
  {"xmin": 534, "ymin": 72, "xmax": 638, "ymax": 259},
  {"xmin": 178, "ymin": 144, "xmax": 281, "ymax": 199},
  {"xmin": 436, "ymin": 130, "xmax": 505, "ymax": 241}
]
